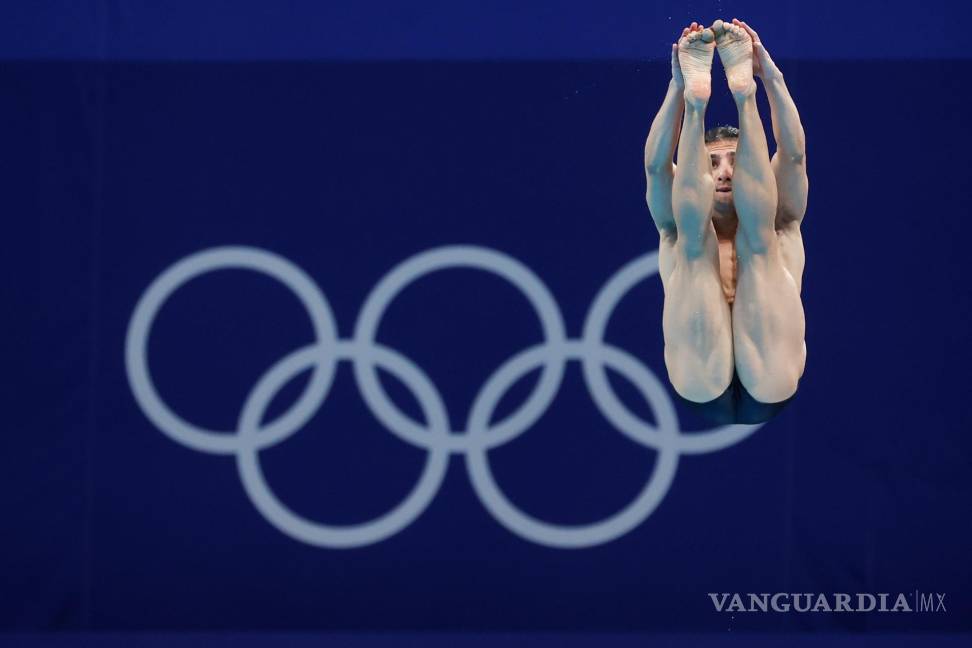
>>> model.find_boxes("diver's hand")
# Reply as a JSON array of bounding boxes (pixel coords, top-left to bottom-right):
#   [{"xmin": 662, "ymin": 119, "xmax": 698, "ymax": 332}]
[
  {"xmin": 670, "ymin": 25, "xmax": 693, "ymax": 89},
  {"xmin": 732, "ymin": 18, "xmax": 783, "ymax": 82}
]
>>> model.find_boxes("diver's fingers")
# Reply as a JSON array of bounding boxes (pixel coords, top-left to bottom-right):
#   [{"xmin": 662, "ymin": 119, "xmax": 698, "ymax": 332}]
[{"xmin": 738, "ymin": 19, "xmax": 762, "ymax": 45}]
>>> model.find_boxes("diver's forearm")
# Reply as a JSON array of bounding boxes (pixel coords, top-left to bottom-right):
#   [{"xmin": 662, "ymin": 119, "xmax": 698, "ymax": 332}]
[
  {"xmin": 763, "ymin": 75, "xmax": 806, "ymax": 162},
  {"xmin": 644, "ymin": 79, "xmax": 685, "ymax": 175}
]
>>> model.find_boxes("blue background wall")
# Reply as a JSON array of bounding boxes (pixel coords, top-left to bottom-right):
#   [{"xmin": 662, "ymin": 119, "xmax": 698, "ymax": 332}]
[
  {"xmin": 1, "ymin": 0, "xmax": 969, "ymax": 60},
  {"xmin": 2, "ymin": 0, "xmax": 971, "ymax": 638}
]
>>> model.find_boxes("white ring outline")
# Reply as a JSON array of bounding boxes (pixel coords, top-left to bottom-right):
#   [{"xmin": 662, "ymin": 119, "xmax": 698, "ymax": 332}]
[
  {"xmin": 125, "ymin": 246, "xmax": 339, "ymax": 454},
  {"xmin": 236, "ymin": 343, "xmax": 450, "ymax": 548},
  {"xmin": 464, "ymin": 341, "xmax": 680, "ymax": 548},
  {"xmin": 127, "ymin": 244, "xmax": 765, "ymax": 549},
  {"xmin": 352, "ymin": 246, "xmax": 568, "ymax": 451}
]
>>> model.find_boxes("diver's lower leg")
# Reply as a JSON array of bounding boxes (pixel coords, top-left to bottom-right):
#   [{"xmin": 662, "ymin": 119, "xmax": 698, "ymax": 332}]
[
  {"xmin": 662, "ymin": 25, "xmax": 734, "ymax": 402},
  {"xmin": 719, "ymin": 23, "xmax": 805, "ymax": 402}
]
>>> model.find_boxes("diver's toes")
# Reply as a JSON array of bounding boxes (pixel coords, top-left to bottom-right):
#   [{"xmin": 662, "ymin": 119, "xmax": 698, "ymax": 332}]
[
  {"xmin": 700, "ymin": 28, "xmax": 715, "ymax": 43},
  {"xmin": 711, "ymin": 19, "xmax": 725, "ymax": 36}
]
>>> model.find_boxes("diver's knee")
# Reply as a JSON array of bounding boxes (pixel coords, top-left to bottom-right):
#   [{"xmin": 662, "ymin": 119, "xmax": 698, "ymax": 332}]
[
  {"xmin": 665, "ymin": 350, "xmax": 734, "ymax": 403},
  {"xmin": 740, "ymin": 371, "xmax": 799, "ymax": 404}
]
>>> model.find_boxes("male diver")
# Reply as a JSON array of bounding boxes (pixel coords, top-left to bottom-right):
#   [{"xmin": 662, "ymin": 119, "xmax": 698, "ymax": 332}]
[{"xmin": 644, "ymin": 19, "xmax": 807, "ymax": 424}]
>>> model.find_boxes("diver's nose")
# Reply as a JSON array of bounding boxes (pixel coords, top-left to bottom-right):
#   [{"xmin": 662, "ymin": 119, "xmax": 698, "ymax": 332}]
[{"xmin": 717, "ymin": 161, "xmax": 732, "ymax": 182}]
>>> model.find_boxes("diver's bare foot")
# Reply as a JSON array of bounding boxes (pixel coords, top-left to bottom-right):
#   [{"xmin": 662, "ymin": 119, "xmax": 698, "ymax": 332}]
[
  {"xmin": 676, "ymin": 23, "xmax": 715, "ymax": 107},
  {"xmin": 713, "ymin": 18, "xmax": 756, "ymax": 98}
]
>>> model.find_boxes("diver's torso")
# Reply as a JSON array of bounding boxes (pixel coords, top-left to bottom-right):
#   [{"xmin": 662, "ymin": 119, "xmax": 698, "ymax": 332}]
[
  {"xmin": 716, "ymin": 224, "xmax": 805, "ymax": 305},
  {"xmin": 656, "ymin": 222, "xmax": 805, "ymax": 301},
  {"xmin": 717, "ymin": 238, "xmax": 738, "ymax": 304}
]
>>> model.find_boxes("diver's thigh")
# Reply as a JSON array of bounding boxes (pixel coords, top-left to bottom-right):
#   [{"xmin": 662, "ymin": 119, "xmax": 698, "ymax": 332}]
[
  {"xmin": 662, "ymin": 234, "xmax": 734, "ymax": 402},
  {"xmin": 731, "ymin": 243, "xmax": 806, "ymax": 403}
]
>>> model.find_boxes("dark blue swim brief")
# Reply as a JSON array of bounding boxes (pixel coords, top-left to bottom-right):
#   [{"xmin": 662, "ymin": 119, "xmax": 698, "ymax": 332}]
[{"xmin": 675, "ymin": 370, "xmax": 795, "ymax": 425}]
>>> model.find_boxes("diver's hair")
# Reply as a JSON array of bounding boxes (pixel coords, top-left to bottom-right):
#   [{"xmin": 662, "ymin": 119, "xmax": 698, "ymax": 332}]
[{"xmin": 704, "ymin": 125, "xmax": 740, "ymax": 144}]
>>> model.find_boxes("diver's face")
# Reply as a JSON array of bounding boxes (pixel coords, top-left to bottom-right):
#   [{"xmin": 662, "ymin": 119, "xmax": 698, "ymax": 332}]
[{"xmin": 708, "ymin": 139, "xmax": 736, "ymax": 212}]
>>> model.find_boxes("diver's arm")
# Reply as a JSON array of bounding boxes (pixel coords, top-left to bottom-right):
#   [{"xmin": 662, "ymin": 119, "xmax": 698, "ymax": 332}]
[
  {"xmin": 735, "ymin": 19, "xmax": 808, "ymax": 225},
  {"xmin": 644, "ymin": 45, "xmax": 686, "ymax": 239},
  {"xmin": 735, "ymin": 19, "xmax": 805, "ymax": 161},
  {"xmin": 762, "ymin": 68, "xmax": 806, "ymax": 165},
  {"xmin": 766, "ymin": 72, "xmax": 809, "ymax": 226},
  {"xmin": 645, "ymin": 78, "xmax": 684, "ymax": 175}
]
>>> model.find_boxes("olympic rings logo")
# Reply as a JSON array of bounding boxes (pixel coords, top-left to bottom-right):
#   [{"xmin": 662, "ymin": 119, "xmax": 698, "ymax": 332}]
[{"xmin": 125, "ymin": 245, "xmax": 762, "ymax": 549}]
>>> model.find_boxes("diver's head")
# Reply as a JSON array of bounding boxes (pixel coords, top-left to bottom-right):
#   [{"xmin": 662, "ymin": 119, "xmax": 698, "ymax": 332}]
[{"xmin": 705, "ymin": 125, "xmax": 739, "ymax": 215}]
